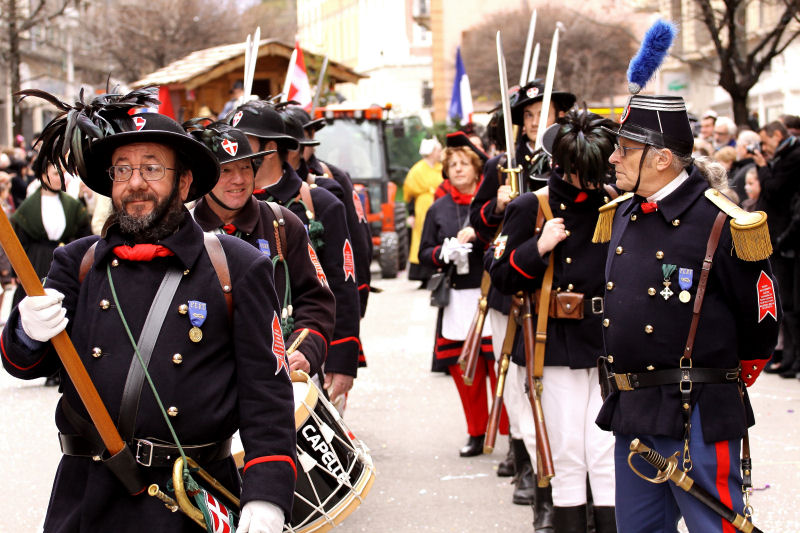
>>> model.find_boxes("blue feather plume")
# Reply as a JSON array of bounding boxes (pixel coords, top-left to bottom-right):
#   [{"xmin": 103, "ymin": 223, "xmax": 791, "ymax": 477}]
[{"xmin": 627, "ymin": 20, "xmax": 678, "ymax": 94}]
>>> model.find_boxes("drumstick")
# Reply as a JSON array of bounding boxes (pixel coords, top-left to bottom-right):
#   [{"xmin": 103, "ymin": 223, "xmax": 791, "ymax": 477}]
[{"xmin": 287, "ymin": 328, "xmax": 310, "ymax": 356}]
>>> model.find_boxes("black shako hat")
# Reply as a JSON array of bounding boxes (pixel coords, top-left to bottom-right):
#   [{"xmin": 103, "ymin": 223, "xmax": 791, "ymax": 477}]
[
  {"xmin": 511, "ymin": 79, "xmax": 576, "ymax": 126},
  {"xmin": 188, "ymin": 123, "xmax": 275, "ymax": 165},
  {"xmin": 227, "ymin": 100, "xmax": 300, "ymax": 151},
  {"xmin": 610, "ymin": 94, "xmax": 694, "ymax": 157},
  {"xmin": 280, "ymin": 111, "xmax": 320, "ymax": 147},
  {"xmin": 84, "ymin": 112, "xmax": 219, "ymax": 202}
]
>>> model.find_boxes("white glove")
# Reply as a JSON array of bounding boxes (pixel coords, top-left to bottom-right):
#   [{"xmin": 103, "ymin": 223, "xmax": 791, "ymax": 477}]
[
  {"xmin": 19, "ymin": 288, "xmax": 68, "ymax": 342},
  {"xmin": 441, "ymin": 237, "xmax": 471, "ymax": 264},
  {"xmin": 238, "ymin": 500, "xmax": 284, "ymax": 533}
]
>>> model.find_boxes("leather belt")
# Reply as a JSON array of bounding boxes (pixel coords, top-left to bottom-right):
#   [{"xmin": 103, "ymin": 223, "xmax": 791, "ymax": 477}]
[
  {"xmin": 59, "ymin": 434, "xmax": 232, "ymax": 468},
  {"xmin": 610, "ymin": 367, "xmax": 740, "ymax": 392}
]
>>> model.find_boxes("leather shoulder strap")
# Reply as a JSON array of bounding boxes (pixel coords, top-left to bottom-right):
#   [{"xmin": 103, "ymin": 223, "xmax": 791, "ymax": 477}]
[
  {"xmin": 266, "ymin": 201, "xmax": 287, "ymax": 261},
  {"xmin": 318, "ymin": 161, "xmax": 333, "ymax": 178},
  {"xmin": 603, "ymin": 184, "xmax": 620, "ymax": 200},
  {"xmin": 79, "ymin": 242, "xmax": 98, "ymax": 283},
  {"xmin": 683, "ymin": 211, "xmax": 727, "ymax": 361},
  {"xmin": 297, "ymin": 181, "xmax": 316, "ymax": 219},
  {"xmin": 533, "ymin": 187, "xmax": 553, "ymax": 378},
  {"xmin": 203, "ymin": 233, "xmax": 233, "ymax": 319}
]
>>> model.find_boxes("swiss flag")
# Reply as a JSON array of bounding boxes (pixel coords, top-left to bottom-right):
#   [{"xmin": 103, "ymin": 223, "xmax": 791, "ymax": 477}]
[{"xmin": 287, "ymin": 41, "xmax": 312, "ymax": 111}]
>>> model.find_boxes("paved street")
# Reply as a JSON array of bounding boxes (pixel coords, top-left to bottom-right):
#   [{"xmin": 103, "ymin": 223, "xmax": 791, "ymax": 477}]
[{"xmin": 1, "ymin": 273, "xmax": 799, "ymax": 531}]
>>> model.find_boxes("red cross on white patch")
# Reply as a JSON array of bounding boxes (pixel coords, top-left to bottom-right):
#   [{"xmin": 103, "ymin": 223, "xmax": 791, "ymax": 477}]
[
  {"xmin": 527, "ymin": 87, "xmax": 539, "ymax": 98},
  {"xmin": 232, "ymin": 111, "xmax": 243, "ymax": 127},
  {"xmin": 221, "ymin": 138, "xmax": 238, "ymax": 157},
  {"xmin": 133, "ymin": 116, "xmax": 146, "ymax": 131}
]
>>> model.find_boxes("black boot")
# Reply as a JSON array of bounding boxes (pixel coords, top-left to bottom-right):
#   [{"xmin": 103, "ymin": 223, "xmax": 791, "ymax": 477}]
[
  {"xmin": 586, "ymin": 476, "xmax": 596, "ymax": 533},
  {"xmin": 533, "ymin": 485, "xmax": 555, "ymax": 532},
  {"xmin": 593, "ymin": 506, "xmax": 617, "ymax": 533},
  {"xmin": 511, "ymin": 438, "xmax": 536, "ymax": 505},
  {"xmin": 553, "ymin": 505, "xmax": 587, "ymax": 532},
  {"xmin": 497, "ymin": 437, "xmax": 516, "ymax": 477},
  {"xmin": 459, "ymin": 435, "xmax": 484, "ymax": 457}
]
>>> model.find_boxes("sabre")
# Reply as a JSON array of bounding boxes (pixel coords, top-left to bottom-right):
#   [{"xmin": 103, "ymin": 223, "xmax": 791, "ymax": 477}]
[
  {"xmin": 535, "ymin": 22, "xmax": 564, "ymax": 150},
  {"xmin": 496, "ymin": 31, "xmax": 523, "ymax": 197},
  {"xmin": 311, "ymin": 55, "xmax": 329, "ymax": 114},
  {"xmin": 628, "ymin": 439, "xmax": 763, "ymax": 533},
  {"xmin": 519, "ymin": 10, "xmax": 537, "ymax": 86},
  {"xmin": 528, "ymin": 42, "xmax": 541, "ymax": 83},
  {"xmin": 243, "ymin": 27, "xmax": 261, "ymax": 102}
]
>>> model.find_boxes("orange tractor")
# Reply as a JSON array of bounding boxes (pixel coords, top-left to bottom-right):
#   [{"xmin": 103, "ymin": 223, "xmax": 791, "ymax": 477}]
[{"xmin": 313, "ymin": 104, "xmax": 409, "ymax": 278}]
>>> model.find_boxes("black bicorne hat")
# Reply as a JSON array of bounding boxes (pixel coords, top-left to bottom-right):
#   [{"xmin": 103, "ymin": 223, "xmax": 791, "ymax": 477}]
[
  {"xmin": 186, "ymin": 121, "xmax": 275, "ymax": 165},
  {"xmin": 228, "ymin": 100, "xmax": 300, "ymax": 151},
  {"xmin": 609, "ymin": 95, "xmax": 694, "ymax": 157},
  {"xmin": 83, "ymin": 112, "xmax": 219, "ymax": 202},
  {"xmin": 511, "ymin": 79, "xmax": 576, "ymax": 126},
  {"xmin": 445, "ymin": 131, "xmax": 488, "ymax": 163}
]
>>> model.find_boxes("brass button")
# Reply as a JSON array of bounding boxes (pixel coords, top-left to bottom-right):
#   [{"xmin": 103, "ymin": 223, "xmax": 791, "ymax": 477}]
[
  {"xmin": 92, "ymin": 347, "xmax": 103, "ymax": 358},
  {"xmin": 167, "ymin": 406, "xmax": 179, "ymax": 417},
  {"xmin": 615, "ymin": 246, "xmax": 623, "ymax": 255},
  {"xmin": 567, "ymin": 284, "xmax": 574, "ymax": 291},
  {"xmin": 603, "ymin": 319, "xmax": 610, "ymax": 327},
  {"xmin": 111, "ymin": 259, "xmax": 119, "ymax": 267},
  {"xmin": 556, "ymin": 287, "xmax": 562, "ymax": 292},
  {"xmin": 604, "ymin": 196, "xmax": 609, "ymax": 203},
  {"xmin": 672, "ymin": 219, "xmax": 680, "ymax": 227},
  {"xmin": 751, "ymin": 364, "xmax": 757, "ymax": 370},
  {"xmin": 648, "ymin": 288, "xmax": 656, "ymax": 296},
  {"xmin": 746, "ymin": 373, "xmax": 752, "ymax": 379},
  {"xmin": 607, "ymin": 282, "xmax": 614, "ymax": 291},
  {"xmin": 99, "ymin": 299, "xmax": 110, "ymax": 310},
  {"xmin": 183, "ymin": 269, "xmax": 190, "ymax": 276},
  {"xmin": 655, "ymin": 251, "xmax": 664, "ymax": 260},
  {"xmin": 565, "ymin": 230, "xmax": 571, "ymax": 237},
  {"xmin": 565, "ymin": 257, "xmax": 572, "ymax": 264},
  {"xmin": 223, "ymin": 285, "xmax": 232, "ymax": 293},
  {"xmin": 646, "ymin": 365, "xmax": 655, "ymax": 370},
  {"xmin": 172, "ymin": 353, "xmax": 183, "ymax": 365},
  {"xmin": 631, "ymin": 214, "xmax": 637, "ymax": 221},
  {"xmin": 645, "ymin": 325, "xmax": 654, "ymax": 334},
  {"xmin": 559, "ymin": 203, "xmax": 566, "ymax": 211},
  {"xmin": 178, "ymin": 304, "xmax": 188, "ymax": 315},
  {"xmin": 607, "ymin": 355, "xmax": 614, "ymax": 363}
]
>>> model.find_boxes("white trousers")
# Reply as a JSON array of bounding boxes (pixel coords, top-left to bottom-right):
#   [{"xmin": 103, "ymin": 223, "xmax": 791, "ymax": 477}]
[
  {"xmin": 488, "ymin": 308, "xmax": 528, "ymax": 440},
  {"xmin": 541, "ymin": 366, "xmax": 615, "ymax": 507}
]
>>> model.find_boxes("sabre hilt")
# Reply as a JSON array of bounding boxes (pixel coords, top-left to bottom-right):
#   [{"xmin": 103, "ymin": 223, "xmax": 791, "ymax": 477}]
[{"xmin": 627, "ymin": 438, "xmax": 677, "ymax": 484}]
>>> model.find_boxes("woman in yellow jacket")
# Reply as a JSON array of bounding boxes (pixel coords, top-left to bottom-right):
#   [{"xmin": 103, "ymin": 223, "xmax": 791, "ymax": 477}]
[{"xmin": 404, "ymin": 137, "xmax": 442, "ymax": 283}]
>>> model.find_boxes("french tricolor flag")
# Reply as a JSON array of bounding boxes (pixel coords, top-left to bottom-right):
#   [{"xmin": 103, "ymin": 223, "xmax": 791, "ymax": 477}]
[{"xmin": 448, "ymin": 47, "xmax": 473, "ymax": 126}]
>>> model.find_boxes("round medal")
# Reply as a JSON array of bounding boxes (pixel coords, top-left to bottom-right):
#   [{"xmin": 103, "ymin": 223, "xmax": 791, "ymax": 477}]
[
  {"xmin": 678, "ymin": 290, "xmax": 691, "ymax": 303},
  {"xmin": 189, "ymin": 326, "xmax": 203, "ymax": 343}
]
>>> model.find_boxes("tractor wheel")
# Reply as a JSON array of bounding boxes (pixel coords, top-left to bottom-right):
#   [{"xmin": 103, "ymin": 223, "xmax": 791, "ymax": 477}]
[{"xmin": 379, "ymin": 231, "xmax": 399, "ymax": 279}]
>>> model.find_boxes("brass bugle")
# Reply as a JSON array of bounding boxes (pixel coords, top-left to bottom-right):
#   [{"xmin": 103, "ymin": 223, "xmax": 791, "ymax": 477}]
[{"xmin": 171, "ymin": 456, "xmax": 241, "ymax": 531}]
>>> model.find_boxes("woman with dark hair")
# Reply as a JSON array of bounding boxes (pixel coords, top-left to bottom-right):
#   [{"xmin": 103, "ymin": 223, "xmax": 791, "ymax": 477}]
[
  {"xmin": 490, "ymin": 110, "xmax": 618, "ymax": 532},
  {"xmin": 419, "ymin": 132, "xmax": 508, "ymax": 457}
]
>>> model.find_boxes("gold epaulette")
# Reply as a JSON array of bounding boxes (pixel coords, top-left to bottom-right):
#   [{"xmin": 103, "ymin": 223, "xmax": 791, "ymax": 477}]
[
  {"xmin": 592, "ymin": 192, "xmax": 634, "ymax": 243},
  {"xmin": 704, "ymin": 188, "xmax": 772, "ymax": 261}
]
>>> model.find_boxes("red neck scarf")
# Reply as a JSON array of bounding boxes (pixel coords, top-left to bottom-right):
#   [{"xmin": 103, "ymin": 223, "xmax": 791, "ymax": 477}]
[
  {"xmin": 222, "ymin": 223, "xmax": 237, "ymax": 235},
  {"xmin": 447, "ymin": 178, "xmax": 481, "ymax": 205},
  {"xmin": 113, "ymin": 244, "xmax": 175, "ymax": 262}
]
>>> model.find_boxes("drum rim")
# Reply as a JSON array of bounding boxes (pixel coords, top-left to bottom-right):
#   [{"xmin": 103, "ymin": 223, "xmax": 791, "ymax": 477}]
[
  {"xmin": 291, "ymin": 370, "xmax": 319, "ymax": 430},
  {"xmin": 291, "ymin": 466, "xmax": 376, "ymax": 533}
]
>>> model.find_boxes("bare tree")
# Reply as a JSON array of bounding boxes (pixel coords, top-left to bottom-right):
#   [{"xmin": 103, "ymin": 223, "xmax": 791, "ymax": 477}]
[
  {"xmin": 688, "ymin": 0, "xmax": 800, "ymax": 126},
  {"xmin": 461, "ymin": 6, "xmax": 635, "ymax": 107},
  {"xmin": 0, "ymin": 0, "xmax": 80, "ymax": 136},
  {"xmin": 84, "ymin": 0, "xmax": 244, "ymax": 83},
  {"xmin": 237, "ymin": 0, "xmax": 297, "ymax": 44}
]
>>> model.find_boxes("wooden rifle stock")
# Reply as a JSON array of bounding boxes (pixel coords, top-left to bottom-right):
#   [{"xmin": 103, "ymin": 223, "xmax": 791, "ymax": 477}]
[
  {"xmin": 484, "ymin": 295, "xmax": 521, "ymax": 454},
  {"xmin": 0, "ymin": 210, "xmax": 127, "ymax": 458},
  {"xmin": 520, "ymin": 292, "xmax": 555, "ymax": 486},
  {"xmin": 457, "ymin": 271, "xmax": 491, "ymax": 386}
]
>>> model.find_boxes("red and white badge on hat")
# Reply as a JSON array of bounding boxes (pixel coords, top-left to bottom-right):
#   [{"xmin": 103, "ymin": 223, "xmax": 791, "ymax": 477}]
[
  {"xmin": 527, "ymin": 86, "xmax": 539, "ymax": 98},
  {"xmin": 232, "ymin": 111, "xmax": 243, "ymax": 127},
  {"xmin": 133, "ymin": 116, "xmax": 146, "ymax": 131},
  {"xmin": 221, "ymin": 138, "xmax": 238, "ymax": 157},
  {"xmin": 757, "ymin": 271, "xmax": 777, "ymax": 322}
]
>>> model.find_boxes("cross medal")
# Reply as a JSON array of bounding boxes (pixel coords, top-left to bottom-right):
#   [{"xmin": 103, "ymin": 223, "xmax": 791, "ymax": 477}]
[{"xmin": 661, "ymin": 264, "xmax": 677, "ymax": 301}]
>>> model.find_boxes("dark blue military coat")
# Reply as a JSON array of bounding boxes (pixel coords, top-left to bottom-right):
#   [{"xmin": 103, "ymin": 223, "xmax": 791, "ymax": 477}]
[
  {"xmin": 489, "ymin": 174, "xmax": 609, "ymax": 368},
  {"xmin": 596, "ymin": 167, "xmax": 781, "ymax": 443},
  {"xmin": 254, "ymin": 164, "xmax": 361, "ymax": 377},
  {"xmin": 192, "ymin": 196, "xmax": 336, "ymax": 377},
  {"xmin": 1, "ymin": 212, "xmax": 297, "ymax": 531}
]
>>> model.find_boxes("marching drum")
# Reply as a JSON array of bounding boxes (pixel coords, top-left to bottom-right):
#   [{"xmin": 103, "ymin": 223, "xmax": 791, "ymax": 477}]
[{"xmin": 232, "ymin": 371, "xmax": 374, "ymax": 532}]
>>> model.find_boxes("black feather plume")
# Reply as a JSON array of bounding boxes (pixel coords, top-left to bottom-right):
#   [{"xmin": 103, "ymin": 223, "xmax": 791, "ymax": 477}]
[
  {"xmin": 183, "ymin": 119, "xmax": 236, "ymax": 154},
  {"xmin": 16, "ymin": 86, "xmax": 160, "ymax": 188}
]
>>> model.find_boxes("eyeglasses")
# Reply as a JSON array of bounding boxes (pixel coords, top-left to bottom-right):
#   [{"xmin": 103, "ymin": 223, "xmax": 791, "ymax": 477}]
[
  {"xmin": 107, "ymin": 164, "xmax": 175, "ymax": 182},
  {"xmin": 613, "ymin": 143, "xmax": 646, "ymax": 158}
]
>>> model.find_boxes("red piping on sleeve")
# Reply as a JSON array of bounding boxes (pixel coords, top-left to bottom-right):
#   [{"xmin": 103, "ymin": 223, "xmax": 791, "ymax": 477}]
[
  {"xmin": 432, "ymin": 245, "xmax": 443, "ymax": 266},
  {"xmin": 331, "ymin": 336, "xmax": 362, "ymax": 350},
  {"xmin": 357, "ymin": 284, "xmax": 369, "ymax": 291},
  {"xmin": 1, "ymin": 333, "xmax": 47, "ymax": 371},
  {"xmin": 509, "ymin": 249, "xmax": 535, "ymax": 279},
  {"xmin": 480, "ymin": 200, "xmax": 499, "ymax": 228},
  {"xmin": 243, "ymin": 455, "xmax": 297, "ymax": 479}
]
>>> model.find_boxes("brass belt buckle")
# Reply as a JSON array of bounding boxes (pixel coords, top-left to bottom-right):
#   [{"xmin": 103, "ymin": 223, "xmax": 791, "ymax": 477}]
[{"xmin": 614, "ymin": 373, "xmax": 634, "ymax": 391}]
